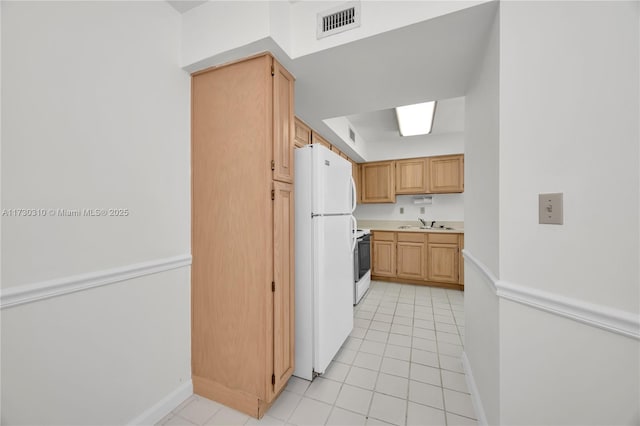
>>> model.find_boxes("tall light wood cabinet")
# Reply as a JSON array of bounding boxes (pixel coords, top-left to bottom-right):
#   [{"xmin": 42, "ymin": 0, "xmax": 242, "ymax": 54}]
[
  {"xmin": 361, "ymin": 161, "xmax": 396, "ymax": 203},
  {"xmin": 191, "ymin": 54, "xmax": 295, "ymax": 418}
]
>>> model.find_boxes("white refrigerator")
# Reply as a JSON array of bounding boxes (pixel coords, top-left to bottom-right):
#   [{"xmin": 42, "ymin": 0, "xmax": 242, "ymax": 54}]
[{"xmin": 294, "ymin": 144, "xmax": 356, "ymax": 381}]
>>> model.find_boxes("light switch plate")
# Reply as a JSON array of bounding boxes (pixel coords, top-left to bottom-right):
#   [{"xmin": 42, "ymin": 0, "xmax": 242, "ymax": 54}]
[{"xmin": 539, "ymin": 193, "xmax": 563, "ymax": 224}]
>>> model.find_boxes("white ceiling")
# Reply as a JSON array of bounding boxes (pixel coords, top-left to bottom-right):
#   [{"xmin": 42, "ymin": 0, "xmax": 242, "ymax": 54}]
[
  {"xmin": 291, "ymin": 2, "xmax": 496, "ymax": 159},
  {"xmin": 345, "ymin": 96, "xmax": 465, "ymax": 145}
]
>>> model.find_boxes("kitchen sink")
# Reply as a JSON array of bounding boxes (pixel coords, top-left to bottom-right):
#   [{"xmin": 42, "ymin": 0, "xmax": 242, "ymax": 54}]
[{"xmin": 397, "ymin": 225, "xmax": 456, "ymax": 231}]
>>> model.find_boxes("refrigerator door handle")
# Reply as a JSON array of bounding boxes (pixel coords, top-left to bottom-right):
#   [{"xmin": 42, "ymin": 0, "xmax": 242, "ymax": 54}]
[
  {"xmin": 350, "ymin": 176, "xmax": 357, "ymax": 213},
  {"xmin": 350, "ymin": 215, "xmax": 358, "ymax": 252}
]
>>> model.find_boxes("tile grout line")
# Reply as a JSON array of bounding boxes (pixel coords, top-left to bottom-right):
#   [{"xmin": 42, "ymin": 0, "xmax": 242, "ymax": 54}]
[{"xmin": 364, "ymin": 285, "xmax": 397, "ymax": 424}]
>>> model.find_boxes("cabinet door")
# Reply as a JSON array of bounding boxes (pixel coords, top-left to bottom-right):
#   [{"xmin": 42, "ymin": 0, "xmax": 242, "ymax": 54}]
[
  {"xmin": 397, "ymin": 242, "xmax": 426, "ymax": 280},
  {"xmin": 273, "ymin": 60, "xmax": 295, "ymax": 183},
  {"xmin": 294, "ymin": 117, "xmax": 311, "ymax": 149},
  {"xmin": 312, "ymin": 132, "xmax": 332, "ymax": 149},
  {"xmin": 272, "ymin": 181, "xmax": 294, "ymax": 395},
  {"xmin": 396, "ymin": 158, "xmax": 427, "ymax": 194},
  {"xmin": 429, "ymin": 155, "xmax": 464, "ymax": 193},
  {"xmin": 373, "ymin": 240, "xmax": 396, "ymax": 277},
  {"xmin": 331, "ymin": 146, "xmax": 342, "ymax": 157},
  {"xmin": 361, "ymin": 161, "xmax": 396, "ymax": 203},
  {"xmin": 427, "ymin": 243, "xmax": 459, "ymax": 283}
]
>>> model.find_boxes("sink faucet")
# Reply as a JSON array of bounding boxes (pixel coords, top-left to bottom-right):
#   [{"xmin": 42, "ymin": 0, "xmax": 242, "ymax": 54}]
[{"xmin": 418, "ymin": 218, "xmax": 436, "ymax": 228}]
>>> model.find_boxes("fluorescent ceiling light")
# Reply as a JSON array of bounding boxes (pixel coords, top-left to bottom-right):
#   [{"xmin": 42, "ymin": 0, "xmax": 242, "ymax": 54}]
[{"xmin": 395, "ymin": 101, "xmax": 436, "ymax": 136}]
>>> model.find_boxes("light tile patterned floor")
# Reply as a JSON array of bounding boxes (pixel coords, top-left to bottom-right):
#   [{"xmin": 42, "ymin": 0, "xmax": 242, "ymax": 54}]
[{"xmin": 157, "ymin": 281, "xmax": 476, "ymax": 426}]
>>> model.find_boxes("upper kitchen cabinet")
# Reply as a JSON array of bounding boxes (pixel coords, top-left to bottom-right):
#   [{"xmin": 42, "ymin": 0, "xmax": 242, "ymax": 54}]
[
  {"xmin": 294, "ymin": 117, "xmax": 311, "ymax": 149},
  {"xmin": 272, "ymin": 62, "xmax": 295, "ymax": 183},
  {"xmin": 360, "ymin": 161, "xmax": 396, "ymax": 203},
  {"xmin": 395, "ymin": 158, "xmax": 428, "ymax": 194},
  {"xmin": 312, "ymin": 132, "xmax": 332, "ymax": 150},
  {"xmin": 428, "ymin": 154, "xmax": 464, "ymax": 193},
  {"xmin": 357, "ymin": 154, "xmax": 464, "ymax": 201},
  {"xmin": 191, "ymin": 53, "xmax": 295, "ymax": 418}
]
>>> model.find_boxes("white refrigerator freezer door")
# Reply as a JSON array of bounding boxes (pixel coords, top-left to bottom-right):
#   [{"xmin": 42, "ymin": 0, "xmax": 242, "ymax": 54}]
[
  {"xmin": 312, "ymin": 145, "xmax": 353, "ymax": 215},
  {"xmin": 313, "ymin": 215, "xmax": 354, "ymax": 375}
]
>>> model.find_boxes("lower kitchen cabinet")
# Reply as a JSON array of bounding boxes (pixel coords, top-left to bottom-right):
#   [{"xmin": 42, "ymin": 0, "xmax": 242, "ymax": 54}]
[
  {"xmin": 396, "ymin": 233, "xmax": 426, "ymax": 280},
  {"xmin": 372, "ymin": 232, "xmax": 396, "ymax": 277},
  {"xmin": 426, "ymin": 233, "xmax": 459, "ymax": 284},
  {"xmin": 371, "ymin": 231, "xmax": 464, "ymax": 288}
]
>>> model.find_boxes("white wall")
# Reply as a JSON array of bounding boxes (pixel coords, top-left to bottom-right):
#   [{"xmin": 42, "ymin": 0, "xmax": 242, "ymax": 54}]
[
  {"xmin": 355, "ymin": 194, "xmax": 463, "ymax": 222},
  {"xmin": 497, "ymin": 1, "xmax": 640, "ymax": 424},
  {"xmin": 181, "ymin": 1, "xmax": 271, "ymax": 68},
  {"xmin": 500, "ymin": 299, "xmax": 640, "ymax": 425},
  {"xmin": 1, "ymin": 2, "xmax": 191, "ymax": 424},
  {"xmin": 365, "ymin": 132, "xmax": 464, "ymax": 163},
  {"xmin": 499, "ymin": 0, "xmax": 639, "ymax": 313},
  {"xmin": 462, "ymin": 5, "xmax": 500, "ymax": 424}
]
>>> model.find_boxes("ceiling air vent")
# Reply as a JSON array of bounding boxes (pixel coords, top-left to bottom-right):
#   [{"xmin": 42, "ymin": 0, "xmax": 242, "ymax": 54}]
[
  {"xmin": 317, "ymin": 2, "xmax": 361, "ymax": 40},
  {"xmin": 349, "ymin": 127, "xmax": 356, "ymax": 143}
]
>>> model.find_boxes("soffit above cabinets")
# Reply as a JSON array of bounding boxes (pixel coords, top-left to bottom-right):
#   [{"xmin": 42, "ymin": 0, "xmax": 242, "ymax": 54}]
[{"xmin": 167, "ymin": 1, "xmax": 206, "ymax": 14}]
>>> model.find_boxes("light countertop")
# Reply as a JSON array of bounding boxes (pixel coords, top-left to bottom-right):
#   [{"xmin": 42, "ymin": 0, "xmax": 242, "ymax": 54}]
[{"xmin": 357, "ymin": 220, "xmax": 464, "ymax": 234}]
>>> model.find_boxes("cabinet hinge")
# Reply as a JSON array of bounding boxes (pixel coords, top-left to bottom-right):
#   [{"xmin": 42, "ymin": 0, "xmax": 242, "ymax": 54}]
[
  {"xmin": 271, "ymin": 65, "xmax": 275, "ymax": 77},
  {"xmin": 271, "ymin": 374, "xmax": 275, "ymax": 385},
  {"xmin": 271, "ymin": 189, "xmax": 275, "ymax": 200},
  {"xmin": 271, "ymin": 160, "xmax": 275, "ymax": 170},
  {"xmin": 272, "ymin": 281, "xmax": 275, "ymax": 292}
]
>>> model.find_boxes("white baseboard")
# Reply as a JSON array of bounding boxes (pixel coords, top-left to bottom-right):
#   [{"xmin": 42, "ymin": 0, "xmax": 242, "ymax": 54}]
[
  {"xmin": 461, "ymin": 352, "xmax": 488, "ymax": 426},
  {"xmin": 128, "ymin": 380, "xmax": 193, "ymax": 425}
]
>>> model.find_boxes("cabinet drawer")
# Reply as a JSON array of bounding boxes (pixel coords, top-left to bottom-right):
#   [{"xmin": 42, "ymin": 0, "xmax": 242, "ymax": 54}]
[
  {"xmin": 373, "ymin": 231, "xmax": 395, "ymax": 242},
  {"xmin": 397, "ymin": 232, "xmax": 425, "ymax": 243},
  {"xmin": 428, "ymin": 233, "xmax": 460, "ymax": 244}
]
